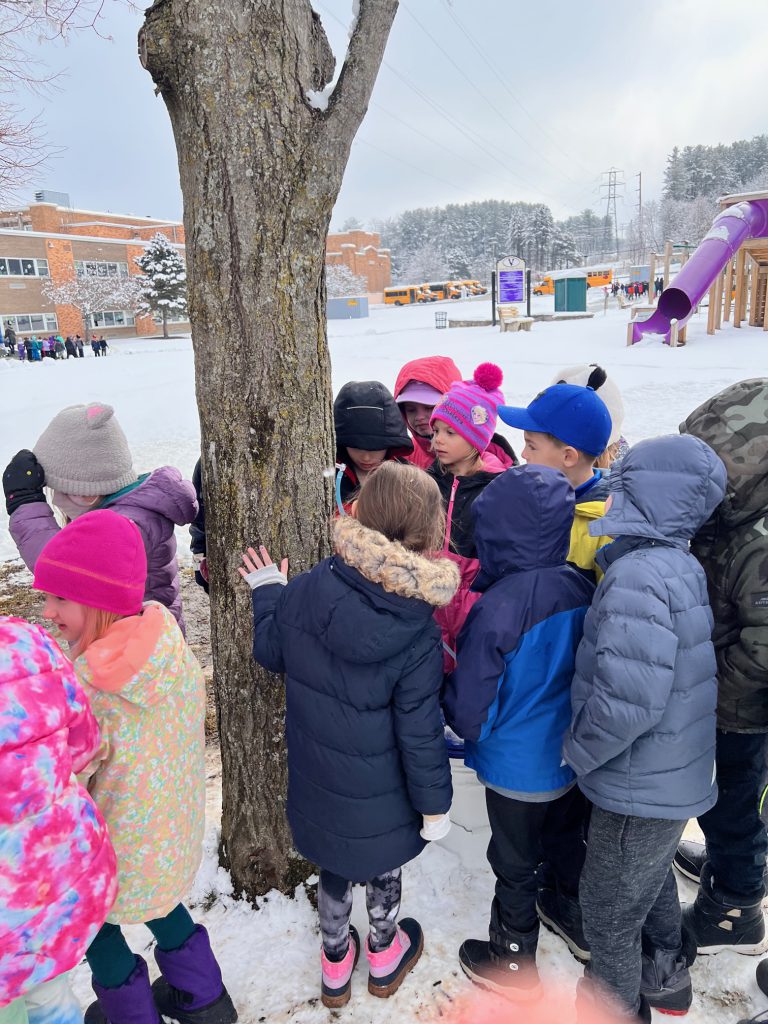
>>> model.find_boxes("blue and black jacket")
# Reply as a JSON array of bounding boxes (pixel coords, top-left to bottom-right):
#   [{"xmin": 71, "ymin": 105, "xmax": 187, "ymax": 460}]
[{"xmin": 443, "ymin": 465, "xmax": 595, "ymax": 796}]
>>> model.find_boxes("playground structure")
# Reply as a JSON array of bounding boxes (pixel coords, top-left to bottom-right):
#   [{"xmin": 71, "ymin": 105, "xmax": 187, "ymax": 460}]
[{"xmin": 629, "ymin": 191, "xmax": 768, "ymax": 346}]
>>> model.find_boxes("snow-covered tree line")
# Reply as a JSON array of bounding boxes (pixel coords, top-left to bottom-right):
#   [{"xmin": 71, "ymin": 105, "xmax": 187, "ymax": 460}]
[
  {"xmin": 663, "ymin": 136, "xmax": 768, "ymax": 202},
  {"xmin": 373, "ymin": 198, "xmax": 587, "ymax": 281}
]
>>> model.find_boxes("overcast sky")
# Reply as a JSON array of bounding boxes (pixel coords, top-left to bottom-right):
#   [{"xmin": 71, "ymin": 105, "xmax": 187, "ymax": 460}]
[{"xmin": 18, "ymin": 0, "xmax": 768, "ymax": 230}]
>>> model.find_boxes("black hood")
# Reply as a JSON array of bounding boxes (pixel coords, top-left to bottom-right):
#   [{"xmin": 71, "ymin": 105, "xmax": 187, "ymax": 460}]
[{"xmin": 334, "ymin": 380, "xmax": 413, "ymax": 453}]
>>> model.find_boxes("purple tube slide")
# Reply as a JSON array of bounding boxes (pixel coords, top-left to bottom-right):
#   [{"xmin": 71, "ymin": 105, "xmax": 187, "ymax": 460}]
[{"xmin": 631, "ymin": 199, "xmax": 768, "ymax": 343}]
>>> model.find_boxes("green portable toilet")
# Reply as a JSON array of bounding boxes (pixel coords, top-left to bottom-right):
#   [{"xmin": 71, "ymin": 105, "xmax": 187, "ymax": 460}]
[{"xmin": 552, "ymin": 270, "xmax": 588, "ymax": 312}]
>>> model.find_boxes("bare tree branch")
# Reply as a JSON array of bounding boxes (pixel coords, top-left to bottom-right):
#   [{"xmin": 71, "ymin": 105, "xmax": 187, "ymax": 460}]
[
  {"xmin": 0, "ymin": 0, "xmax": 137, "ymax": 202},
  {"xmin": 316, "ymin": 0, "xmax": 398, "ymax": 167}
]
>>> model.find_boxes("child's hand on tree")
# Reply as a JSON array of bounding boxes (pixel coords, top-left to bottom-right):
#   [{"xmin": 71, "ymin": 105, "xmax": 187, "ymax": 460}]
[{"xmin": 238, "ymin": 546, "xmax": 289, "ymax": 590}]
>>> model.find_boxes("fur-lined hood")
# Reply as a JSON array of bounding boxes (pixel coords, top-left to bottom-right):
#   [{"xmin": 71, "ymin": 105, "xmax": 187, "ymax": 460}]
[{"xmin": 333, "ymin": 517, "xmax": 459, "ymax": 608}]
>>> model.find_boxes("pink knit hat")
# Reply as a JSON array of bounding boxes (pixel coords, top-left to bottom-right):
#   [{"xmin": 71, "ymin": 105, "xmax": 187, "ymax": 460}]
[
  {"xmin": 33, "ymin": 509, "xmax": 147, "ymax": 616},
  {"xmin": 429, "ymin": 363, "xmax": 505, "ymax": 453}
]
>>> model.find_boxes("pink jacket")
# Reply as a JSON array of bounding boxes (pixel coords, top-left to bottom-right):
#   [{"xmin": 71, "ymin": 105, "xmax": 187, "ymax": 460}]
[{"xmin": 0, "ymin": 618, "xmax": 117, "ymax": 1007}]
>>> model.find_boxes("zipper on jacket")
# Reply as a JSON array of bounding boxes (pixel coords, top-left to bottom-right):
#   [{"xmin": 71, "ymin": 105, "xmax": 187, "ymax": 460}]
[{"xmin": 443, "ymin": 477, "xmax": 460, "ymax": 554}]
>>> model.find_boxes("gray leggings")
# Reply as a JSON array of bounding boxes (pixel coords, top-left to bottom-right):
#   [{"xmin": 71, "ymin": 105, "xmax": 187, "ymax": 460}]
[
  {"xmin": 318, "ymin": 867, "xmax": 402, "ymax": 958},
  {"xmin": 580, "ymin": 807, "xmax": 685, "ymax": 1016}
]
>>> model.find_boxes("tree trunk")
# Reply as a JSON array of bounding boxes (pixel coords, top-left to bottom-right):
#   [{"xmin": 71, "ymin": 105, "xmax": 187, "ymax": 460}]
[
  {"xmin": 162, "ymin": 309, "xmax": 168, "ymax": 339},
  {"xmin": 140, "ymin": 0, "xmax": 397, "ymax": 899}
]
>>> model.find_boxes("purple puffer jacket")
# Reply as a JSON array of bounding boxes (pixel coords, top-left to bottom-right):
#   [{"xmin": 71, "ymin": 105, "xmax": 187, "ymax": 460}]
[{"xmin": 10, "ymin": 467, "xmax": 198, "ymax": 634}]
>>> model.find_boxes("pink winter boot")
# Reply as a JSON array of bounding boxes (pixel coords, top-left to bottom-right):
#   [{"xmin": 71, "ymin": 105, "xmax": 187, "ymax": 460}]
[
  {"xmin": 366, "ymin": 918, "xmax": 424, "ymax": 998},
  {"xmin": 321, "ymin": 924, "xmax": 360, "ymax": 1008}
]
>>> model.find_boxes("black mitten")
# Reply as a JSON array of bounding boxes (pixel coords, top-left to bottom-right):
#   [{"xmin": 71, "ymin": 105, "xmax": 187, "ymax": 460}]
[{"xmin": 3, "ymin": 449, "xmax": 46, "ymax": 515}]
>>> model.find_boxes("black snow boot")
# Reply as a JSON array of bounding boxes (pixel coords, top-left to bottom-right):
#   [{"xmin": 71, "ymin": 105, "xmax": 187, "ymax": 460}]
[
  {"xmin": 675, "ymin": 841, "xmax": 768, "ymax": 890},
  {"xmin": 640, "ymin": 946, "xmax": 692, "ymax": 1014},
  {"xmin": 682, "ymin": 863, "xmax": 768, "ymax": 956},
  {"xmin": 459, "ymin": 917, "xmax": 540, "ymax": 1000},
  {"xmin": 673, "ymin": 840, "xmax": 707, "ymax": 884},
  {"xmin": 536, "ymin": 879, "xmax": 590, "ymax": 962}
]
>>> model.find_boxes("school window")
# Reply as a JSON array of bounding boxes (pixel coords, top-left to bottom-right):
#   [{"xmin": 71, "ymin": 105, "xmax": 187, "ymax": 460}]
[
  {"xmin": 153, "ymin": 312, "xmax": 189, "ymax": 324},
  {"xmin": 3, "ymin": 312, "xmax": 58, "ymax": 332},
  {"xmin": 74, "ymin": 260, "xmax": 129, "ymax": 278},
  {"xmin": 87, "ymin": 310, "xmax": 135, "ymax": 327},
  {"xmin": 0, "ymin": 257, "xmax": 50, "ymax": 277}
]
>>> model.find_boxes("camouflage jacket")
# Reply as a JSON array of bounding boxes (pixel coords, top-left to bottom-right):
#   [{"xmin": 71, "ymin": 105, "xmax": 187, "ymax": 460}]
[{"xmin": 681, "ymin": 379, "xmax": 768, "ymax": 732}]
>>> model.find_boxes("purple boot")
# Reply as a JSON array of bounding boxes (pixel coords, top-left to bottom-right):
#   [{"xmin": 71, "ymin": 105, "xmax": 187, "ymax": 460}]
[
  {"xmin": 152, "ymin": 924, "xmax": 238, "ymax": 1023},
  {"xmin": 85, "ymin": 956, "xmax": 161, "ymax": 1024}
]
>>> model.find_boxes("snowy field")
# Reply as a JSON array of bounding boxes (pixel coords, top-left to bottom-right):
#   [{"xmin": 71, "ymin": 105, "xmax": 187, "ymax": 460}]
[{"xmin": 3, "ymin": 296, "xmax": 767, "ymax": 1021}]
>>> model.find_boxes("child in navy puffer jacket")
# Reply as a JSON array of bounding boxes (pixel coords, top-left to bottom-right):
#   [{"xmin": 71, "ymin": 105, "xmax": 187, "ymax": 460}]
[
  {"xmin": 443, "ymin": 465, "xmax": 594, "ymax": 998},
  {"xmin": 241, "ymin": 462, "xmax": 458, "ymax": 1010}
]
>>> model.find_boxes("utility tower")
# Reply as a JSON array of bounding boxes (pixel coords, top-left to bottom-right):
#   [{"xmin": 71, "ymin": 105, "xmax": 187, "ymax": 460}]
[
  {"xmin": 635, "ymin": 171, "xmax": 644, "ymax": 257},
  {"xmin": 601, "ymin": 167, "xmax": 624, "ymax": 260}
]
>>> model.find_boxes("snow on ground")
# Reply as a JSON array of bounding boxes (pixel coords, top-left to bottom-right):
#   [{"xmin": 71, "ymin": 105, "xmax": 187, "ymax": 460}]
[{"xmin": 3, "ymin": 297, "xmax": 767, "ymax": 1021}]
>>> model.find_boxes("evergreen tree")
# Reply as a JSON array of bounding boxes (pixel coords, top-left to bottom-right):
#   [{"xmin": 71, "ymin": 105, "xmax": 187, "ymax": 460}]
[
  {"xmin": 133, "ymin": 233, "xmax": 188, "ymax": 338},
  {"xmin": 664, "ymin": 146, "xmax": 687, "ymax": 199}
]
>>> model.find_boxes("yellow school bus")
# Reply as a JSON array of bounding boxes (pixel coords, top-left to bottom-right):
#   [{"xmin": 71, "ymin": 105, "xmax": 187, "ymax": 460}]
[
  {"xmin": 586, "ymin": 268, "xmax": 613, "ymax": 288},
  {"xmin": 533, "ymin": 276, "xmax": 554, "ymax": 295},
  {"xmin": 461, "ymin": 279, "xmax": 488, "ymax": 295},
  {"xmin": 427, "ymin": 281, "xmax": 461, "ymax": 300},
  {"xmin": 384, "ymin": 285, "xmax": 434, "ymax": 306}
]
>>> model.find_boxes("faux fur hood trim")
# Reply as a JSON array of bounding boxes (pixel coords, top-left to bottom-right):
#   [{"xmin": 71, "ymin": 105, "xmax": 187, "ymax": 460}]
[{"xmin": 333, "ymin": 516, "xmax": 460, "ymax": 608}]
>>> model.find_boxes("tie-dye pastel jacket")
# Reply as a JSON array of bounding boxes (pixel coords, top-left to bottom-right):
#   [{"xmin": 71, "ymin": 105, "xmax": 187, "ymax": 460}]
[
  {"xmin": 75, "ymin": 602, "xmax": 206, "ymax": 924},
  {"xmin": 0, "ymin": 617, "xmax": 117, "ymax": 1008}
]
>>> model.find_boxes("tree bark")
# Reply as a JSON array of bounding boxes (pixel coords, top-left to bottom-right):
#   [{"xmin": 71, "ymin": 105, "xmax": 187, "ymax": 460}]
[
  {"xmin": 162, "ymin": 308, "xmax": 168, "ymax": 339},
  {"xmin": 139, "ymin": 0, "xmax": 397, "ymax": 898}
]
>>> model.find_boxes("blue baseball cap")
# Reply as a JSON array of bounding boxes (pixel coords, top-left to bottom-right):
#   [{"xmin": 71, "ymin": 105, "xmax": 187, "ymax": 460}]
[{"xmin": 498, "ymin": 383, "xmax": 612, "ymax": 456}]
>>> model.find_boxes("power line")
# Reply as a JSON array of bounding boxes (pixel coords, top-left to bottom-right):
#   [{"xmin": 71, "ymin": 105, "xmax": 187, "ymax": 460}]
[
  {"xmin": 381, "ymin": 61, "xmax": 563, "ymax": 202},
  {"xmin": 440, "ymin": 3, "xmax": 596, "ymax": 179},
  {"xmin": 314, "ymin": 0, "xmax": 551, "ymax": 199},
  {"xmin": 370, "ymin": 100, "xmax": 538, "ymax": 202},
  {"xmin": 313, "ymin": 1, "xmax": 590, "ymax": 216},
  {"xmin": 355, "ymin": 137, "xmax": 487, "ymax": 202},
  {"xmin": 398, "ymin": 2, "xmax": 585, "ymax": 191}
]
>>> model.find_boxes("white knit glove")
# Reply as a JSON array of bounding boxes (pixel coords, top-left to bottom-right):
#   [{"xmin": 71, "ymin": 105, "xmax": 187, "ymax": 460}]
[
  {"xmin": 420, "ymin": 812, "xmax": 451, "ymax": 842},
  {"xmin": 243, "ymin": 564, "xmax": 288, "ymax": 590}
]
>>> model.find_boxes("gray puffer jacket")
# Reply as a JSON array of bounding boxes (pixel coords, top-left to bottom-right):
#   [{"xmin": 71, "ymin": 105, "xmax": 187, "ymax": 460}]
[{"xmin": 563, "ymin": 434, "xmax": 727, "ymax": 819}]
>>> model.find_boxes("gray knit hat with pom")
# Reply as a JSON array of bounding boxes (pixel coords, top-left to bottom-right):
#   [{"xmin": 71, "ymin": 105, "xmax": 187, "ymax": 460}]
[{"xmin": 34, "ymin": 403, "xmax": 137, "ymax": 496}]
